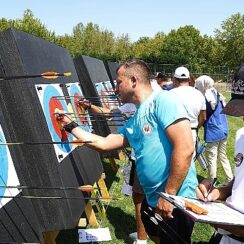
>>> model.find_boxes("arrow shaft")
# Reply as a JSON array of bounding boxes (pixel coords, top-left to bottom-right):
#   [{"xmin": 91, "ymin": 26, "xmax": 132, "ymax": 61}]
[
  {"xmin": 0, "ymin": 195, "xmax": 119, "ymax": 200},
  {"xmin": 0, "ymin": 72, "xmax": 70, "ymax": 81},
  {"xmin": 78, "ymin": 123, "xmax": 124, "ymax": 127},
  {"xmin": 57, "ymin": 98, "xmax": 119, "ymax": 104},
  {"xmin": 54, "ymin": 112, "xmax": 134, "ymax": 117},
  {"xmin": 53, "ymin": 95, "xmax": 118, "ymax": 99},
  {"xmin": 0, "ymin": 140, "xmax": 93, "ymax": 146},
  {"xmin": 0, "ymin": 185, "xmax": 101, "ymax": 191},
  {"xmin": 73, "ymin": 117, "xmax": 126, "ymax": 122}
]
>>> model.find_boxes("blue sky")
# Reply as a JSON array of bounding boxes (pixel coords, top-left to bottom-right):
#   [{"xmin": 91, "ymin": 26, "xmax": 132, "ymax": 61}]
[{"xmin": 1, "ymin": 0, "xmax": 244, "ymax": 41}]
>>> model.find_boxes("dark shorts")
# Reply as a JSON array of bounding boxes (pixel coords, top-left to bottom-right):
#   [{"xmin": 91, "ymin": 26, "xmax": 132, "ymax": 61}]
[
  {"xmin": 209, "ymin": 232, "xmax": 244, "ymax": 244},
  {"xmin": 141, "ymin": 198, "xmax": 194, "ymax": 244},
  {"xmin": 129, "ymin": 161, "xmax": 144, "ymax": 195}
]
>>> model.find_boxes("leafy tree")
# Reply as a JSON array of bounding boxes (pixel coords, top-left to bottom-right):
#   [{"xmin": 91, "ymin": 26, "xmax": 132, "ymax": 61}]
[
  {"xmin": 113, "ymin": 34, "xmax": 133, "ymax": 61},
  {"xmin": 0, "ymin": 9, "xmax": 56, "ymax": 42},
  {"xmin": 195, "ymin": 35, "xmax": 223, "ymax": 73},
  {"xmin": 55, "ymin": 34, "xmax": 74, "ymax": 52},
  {"xmin": 132, "ymin": 32, "xmax": 165, "ymax": 63},
  {"xmin": 0, "ymin": 17, "xmax": 14, "ymax": 31},
  {"xmin": 159, "ymin": 25, "xmax": 204, "ymax": 70},
  {"xmin": 214, "ymin": 13, "xmax": 244, "ymax": 68},
  {"xmin": 69, "ymin": 22, "xmax": 115, "ymax": 59}
]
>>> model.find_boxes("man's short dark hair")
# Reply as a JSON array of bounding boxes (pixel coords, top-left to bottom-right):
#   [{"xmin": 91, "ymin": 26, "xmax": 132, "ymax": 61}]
[
  {"xmin": 156, "ymin": 72, "xmax": 168, "ymax": 81},
  {"xmin": 117, "ymin": 59, "xmax": 151, "ymax": 83}
]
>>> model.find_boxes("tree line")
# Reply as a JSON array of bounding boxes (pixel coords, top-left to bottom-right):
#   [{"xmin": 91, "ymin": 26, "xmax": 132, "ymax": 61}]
[{"xmin": 1, "ymin": 9, "xmax": 244, "ymax": 74}]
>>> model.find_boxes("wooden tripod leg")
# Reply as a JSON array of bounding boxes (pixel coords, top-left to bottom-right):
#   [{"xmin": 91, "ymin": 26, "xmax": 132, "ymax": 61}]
[{"xmin": 43, "ymin": 231, "xmax": 59, "ymax": 244}]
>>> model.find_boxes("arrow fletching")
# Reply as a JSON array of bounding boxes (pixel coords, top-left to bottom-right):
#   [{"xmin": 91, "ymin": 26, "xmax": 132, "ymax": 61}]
[
  {"xmin": 64, "ymin": 72, "xmax": 72, "ymax": 77},
  {"xmin": 78, "ymin": 185, "xmax": 96, "ymax": 192},
  {"xmin": 41, "ymin": 71, "xmax": 72, "ymax": 79}
]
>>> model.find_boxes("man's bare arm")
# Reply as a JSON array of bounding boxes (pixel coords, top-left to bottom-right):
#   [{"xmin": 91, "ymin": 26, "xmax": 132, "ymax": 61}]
[
  {"xmin": 56, "ymin": 109, "xmax": 128, "ymax": 152},
  {"xmin": 71, "ymin": 126, "xmax": 128, "ymax": 152},
  {"xmin": 164, "ymin": 119, "xmax": 194, "ymax": 195},
  {"xmin": 198, "ymin": 110, "xmax": 206, "ymax": 128},
  {"xmin": 156, "ymin": 119, "xmax": 194, "ymax": 219}
]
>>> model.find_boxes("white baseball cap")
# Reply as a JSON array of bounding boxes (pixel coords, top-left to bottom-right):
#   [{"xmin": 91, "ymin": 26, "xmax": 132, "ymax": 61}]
[{"xmin": 174, "ymin": 67, "xmax": 190, "ymax": 79}]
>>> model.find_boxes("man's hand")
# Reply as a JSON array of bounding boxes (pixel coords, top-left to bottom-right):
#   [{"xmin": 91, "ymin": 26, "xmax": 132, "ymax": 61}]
[
  {"xmin": 195, "ymin": 179, "xmax": 220, "ymax": 202},
  {"xmin": 77, "ymin": 98, "xmax": 91, "ymax": 110},
  {"xmin": 156, "ymin": 197, "xmax": 174, "ymax": 219},
  {"xmin": 55, "ymin": 109, "xmax": 73, "ymax": 127},
  {"xmin": 196, "ymin": 178, "xmax": 234, "ymax": 203}
]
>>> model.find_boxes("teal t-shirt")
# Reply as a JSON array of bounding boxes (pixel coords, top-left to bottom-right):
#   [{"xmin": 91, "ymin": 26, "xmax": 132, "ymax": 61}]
[{"xmin": 119, "ymin": 91, "xmax": 198, "ymax": 207}]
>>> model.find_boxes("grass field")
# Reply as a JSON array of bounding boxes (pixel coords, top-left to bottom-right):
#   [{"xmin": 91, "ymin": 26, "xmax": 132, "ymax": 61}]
[{"xmin": 55, "ymin": 86, "xmax": 243, "ymax": 244}]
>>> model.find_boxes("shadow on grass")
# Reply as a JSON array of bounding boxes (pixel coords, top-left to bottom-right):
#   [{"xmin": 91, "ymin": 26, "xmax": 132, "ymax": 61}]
[
  {"xmin": 55, "ymin": 205, "xmax": 136, "ymax": 244},
  {"xmin": 55, "ymin": 229, "xmax": 78, "ymax": 244},
  {"xmin": 102, "ymin": 158, "xmax": 121, "ymax": 190},
  {"xmin": 106, "ymin": 205, "xmax": 136, "ymax": 243}
]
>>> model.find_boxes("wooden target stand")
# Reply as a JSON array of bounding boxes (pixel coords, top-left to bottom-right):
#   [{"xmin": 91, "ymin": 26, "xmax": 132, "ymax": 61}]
[
  {"xmin": 80, "ymin": 173, "xmax": 111, "ymax": 227},
  {"xmin": 42, "ymin": 173, "xmax": 111, "ymax": 243}
]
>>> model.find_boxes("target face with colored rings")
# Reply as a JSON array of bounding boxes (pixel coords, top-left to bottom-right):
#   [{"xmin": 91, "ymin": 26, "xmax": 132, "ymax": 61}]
[
  {"xmin": 35, "ymin": 84, "xmax": 75, "ymax": 162},
  {"xmin": 0, "ymin": 125, "xmax": 20, "ymax": 207},
  {"xmin": 67, "ymin": 83, "xmax": 92, "ymax": 132},
  {"xmin": 102, "ymin": 80, "xmax": 120, "ymax": 109},
  {"xmin": 0, "ymin": 131, "xmax": 8, "ymax": 197},
  {"xmin": 95, "ymin": 82, "xmax": 110, "ymax": 109}
]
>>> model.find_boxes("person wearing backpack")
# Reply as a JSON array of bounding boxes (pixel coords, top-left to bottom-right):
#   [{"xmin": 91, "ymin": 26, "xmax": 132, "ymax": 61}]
[{"xmin": 195, "ymin": 75, "xmax": 233, "ymax": 183}]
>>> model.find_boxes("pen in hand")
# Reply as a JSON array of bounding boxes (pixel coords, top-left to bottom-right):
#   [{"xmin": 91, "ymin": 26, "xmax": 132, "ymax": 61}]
[{"xmin": 204, "ymin": 177, "xmax": 217, "ymax": 201}]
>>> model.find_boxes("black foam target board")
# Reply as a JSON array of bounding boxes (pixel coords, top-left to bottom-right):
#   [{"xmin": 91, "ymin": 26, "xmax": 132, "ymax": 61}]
[
  {"xmin": 0, "ymin": 28, "xmax": 103, "ymax": 242},
  {"xmin": 103, "ymin": 60, "xmax": 122, "ymax": 106},
  {"xmin": 103, "ymin": 61, "xmax": 124, "ymax": 132},
  {"xmin": 74, "ymin": 55, "xmax": 119, "ymax": 158},
  {"xmin": 104, "ymin": 60, "xmax": 119, "ymax": 89}
]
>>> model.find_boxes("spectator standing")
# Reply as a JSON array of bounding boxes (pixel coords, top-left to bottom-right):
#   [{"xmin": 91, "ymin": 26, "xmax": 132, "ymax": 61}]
[
  {"xmin": 196, "ymin": 64, "xmax": 244, "ymax": 244},
  {"xmin": 155, "ymin": 72, "xmax": 174, "ymax": 91},
  {"xmin": 195, "ymin": 75, "xmax": 233, "ymax": 182},
  {"xmin": 170, "ymin": 67, "xmax": 206, "ymax": 152}
]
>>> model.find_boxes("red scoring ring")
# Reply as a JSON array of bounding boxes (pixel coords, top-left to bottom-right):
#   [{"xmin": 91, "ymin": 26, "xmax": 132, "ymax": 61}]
[
  {"xmin": 49, "ymin": 97, "xmax": 68, "ymax": 140},
  {"xmin": 100, "ymin": 90, "xmax": 110, "ymax": 109}
]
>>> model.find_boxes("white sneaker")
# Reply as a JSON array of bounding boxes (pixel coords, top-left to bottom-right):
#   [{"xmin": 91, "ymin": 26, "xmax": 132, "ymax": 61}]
[
  {"xmin": 129, "ymin": 232, "xmax": 137, "ymax": 240},
  {"xmin": 133, "ymin": 240, "xmax": 147, "ymax": 244}
]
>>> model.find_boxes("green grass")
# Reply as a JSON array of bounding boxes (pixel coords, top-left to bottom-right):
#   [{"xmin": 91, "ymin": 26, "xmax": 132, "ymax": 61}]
[{"xmin": 56, "ymin": 85, "xmax": 243, "ymax": 243}]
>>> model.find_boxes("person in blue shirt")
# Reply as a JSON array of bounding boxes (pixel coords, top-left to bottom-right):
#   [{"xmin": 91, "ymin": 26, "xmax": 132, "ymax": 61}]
[
  {"xmin": 195, "ymin": 63, "xmax": 244, "ymax": 244},
  {"xmin": 195, "ymin": 75, "xmax": 233, "ymax": 183},
  {"xmin": 56, "ymin": 60, "xmax": 198, "ymax": 244},
  {"xmin": 155, "ymin": 72, "xmax": 174, "ymax": 91}
]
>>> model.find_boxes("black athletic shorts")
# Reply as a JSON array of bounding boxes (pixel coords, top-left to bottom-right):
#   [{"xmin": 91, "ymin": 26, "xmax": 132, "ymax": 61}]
[
  {"xmin": 129, "ymin": 160, "xmax": 144, "ymax": 195},
  {"xmin": 141, "ymin": 198, "xmax": 194, "ymax": 244}
]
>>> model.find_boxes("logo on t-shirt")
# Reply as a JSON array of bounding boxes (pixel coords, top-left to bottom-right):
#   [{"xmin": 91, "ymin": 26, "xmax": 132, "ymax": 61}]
[
  {"xmin": 234, "ymin": 153, "xmax": 243, "ymax": 167},
  {"xmin": 142, "ymin": 123, "xmax": 153, "ymax": 135}
]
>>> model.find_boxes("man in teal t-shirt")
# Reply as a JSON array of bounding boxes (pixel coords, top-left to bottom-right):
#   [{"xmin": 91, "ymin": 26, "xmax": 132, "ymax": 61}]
[
  {"xmin": 119, "ymin": 90, "xmax": 197, "ymax": 208},
  {"xmin": 56, "ymin": 60, "xmax": 198, "ymax": 244}
]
